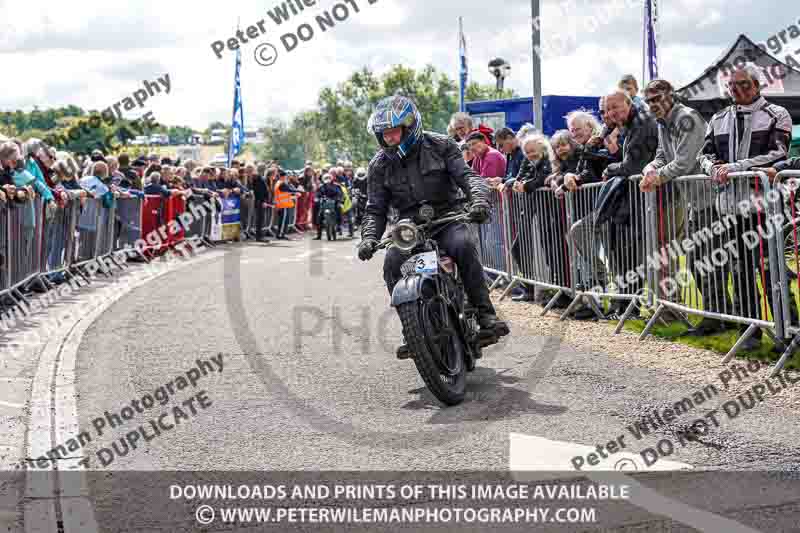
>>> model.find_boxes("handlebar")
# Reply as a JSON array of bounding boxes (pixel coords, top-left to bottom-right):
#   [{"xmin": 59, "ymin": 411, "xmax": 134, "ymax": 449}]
[{"xmin": 375, "ymin": 211, "xmax": 472, "ymax": 250}]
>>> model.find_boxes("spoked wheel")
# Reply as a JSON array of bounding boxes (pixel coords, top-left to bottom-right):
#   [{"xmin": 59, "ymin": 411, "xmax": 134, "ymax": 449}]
[
  {"xmin": 398, "ymin": 296, "xmax": 467, "ymax": 406},
  {"xmin": 325, "ymin": 214, "xmax": 334, "ymax": 241}
]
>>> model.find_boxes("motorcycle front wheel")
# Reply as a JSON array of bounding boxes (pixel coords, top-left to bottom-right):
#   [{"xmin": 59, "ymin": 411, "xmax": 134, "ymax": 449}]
[
  {"xmin": 398, "ymin": 296, "xmax": 467, "ymax": 405},
  {"xmin": 325, "ymin": 213, "xmax": 335, "ymax": 241}
]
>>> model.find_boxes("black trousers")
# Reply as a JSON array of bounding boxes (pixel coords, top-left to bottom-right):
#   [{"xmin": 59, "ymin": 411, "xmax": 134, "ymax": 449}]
[
  {"xmin": 382, "ymin": 222, "xmax": 495, "ymax": 316},
  {"xmin": 254, "ymin": 203, "xmax": 266, "ymax": 239}
]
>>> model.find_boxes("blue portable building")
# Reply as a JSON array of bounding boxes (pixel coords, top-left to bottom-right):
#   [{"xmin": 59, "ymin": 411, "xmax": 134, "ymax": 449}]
[{"xmin": 465, "ymin": 95, "xmax": 602, "ymax": 136}]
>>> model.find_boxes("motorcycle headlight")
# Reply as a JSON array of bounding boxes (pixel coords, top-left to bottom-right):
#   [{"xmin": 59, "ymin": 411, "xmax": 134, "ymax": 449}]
[
  {"xmin": 400, "ymin": 228, "xmax": 415, "ymax": 241},
  {"xmin": 391, "ymin": 221, "xmax": 418, "ymax": 252}
]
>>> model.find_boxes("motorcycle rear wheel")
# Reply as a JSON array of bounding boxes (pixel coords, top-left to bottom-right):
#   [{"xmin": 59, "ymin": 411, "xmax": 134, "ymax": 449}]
[{"xmin": 398, "ymin": 298, "xmax": 467, "ymax": 406}]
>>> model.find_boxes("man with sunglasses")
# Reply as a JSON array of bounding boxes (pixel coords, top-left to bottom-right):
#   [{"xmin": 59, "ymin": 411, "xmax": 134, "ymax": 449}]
[
  {"xmin": 641, "ymin": 80, "xmax": 707, "ymax": 192},
  {"xmin": 640, "ymin": 79, "xmax": 724, "ymax": 332},
  {"xmin": 698, "ymin": 64, "xmax": 793, "ymax": 352}
]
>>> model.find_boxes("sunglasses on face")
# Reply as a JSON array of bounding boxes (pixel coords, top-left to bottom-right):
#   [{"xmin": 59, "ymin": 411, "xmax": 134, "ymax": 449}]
[
  {"xmin": 728, "ymin": 80, "xmax": 753, "ymax": 90},
  {"xmin": 644, "ymin": 93, "xmax": 665, "ymax": 105}
]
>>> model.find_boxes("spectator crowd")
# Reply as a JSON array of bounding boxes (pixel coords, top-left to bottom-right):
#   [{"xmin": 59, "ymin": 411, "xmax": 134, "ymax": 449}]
[
  {"xmin": 0, "ymin": 135, "xmax": 368, "ymax": 246},
  {"xmin": 448, "ymin": 67, "xmax": 800, "ymax": 352},
  {"xmin": 3, "ymin": 63, "xmax": 800, "ymax": 354}
]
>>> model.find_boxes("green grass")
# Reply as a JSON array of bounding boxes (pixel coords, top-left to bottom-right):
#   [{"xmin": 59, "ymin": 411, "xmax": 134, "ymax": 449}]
[
  {"xmin": 611, "ymin": 249, "xmax": 800, "ymax": 369},
  {"xmin": 622, "ymin": 317, "xmax": 799, "ymax": 370}
]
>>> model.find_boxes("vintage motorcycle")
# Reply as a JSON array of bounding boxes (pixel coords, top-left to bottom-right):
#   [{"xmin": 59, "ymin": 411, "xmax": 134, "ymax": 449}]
[
  {"xmin": 320, "ymin": 197, "xmax": 338, "ymax": 241},
  {"xmin": 375, "ymin": 205, "xmax": 505, "ymax": 405}
]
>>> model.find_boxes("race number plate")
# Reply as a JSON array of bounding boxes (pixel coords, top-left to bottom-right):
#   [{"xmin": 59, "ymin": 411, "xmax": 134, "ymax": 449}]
[{"xmin": 414, "ymin": 251, "xmax": 438, "ymax": 274}]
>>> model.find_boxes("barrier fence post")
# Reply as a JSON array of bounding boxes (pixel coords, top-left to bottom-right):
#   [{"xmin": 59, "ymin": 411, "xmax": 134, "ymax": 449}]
[
  {"xmin": 498, "ymin": 188, "xmax": 520, "ymax": 300},
  {"xmin": 635, "ymin": 172, "xmax": 784, "ymax": 364},
  {"xmin": 770, "ymin": 169, "xmax": 800, "ymax": 375}
]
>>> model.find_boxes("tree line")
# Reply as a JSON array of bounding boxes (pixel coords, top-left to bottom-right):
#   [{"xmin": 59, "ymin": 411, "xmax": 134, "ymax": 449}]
[
  {"xmin": 1, "ymin": 64, "xmax": 514, "ymax": 165},
  {"xmin": 255, "ymin": 64, "xmax": 515, "ymax": 168}
]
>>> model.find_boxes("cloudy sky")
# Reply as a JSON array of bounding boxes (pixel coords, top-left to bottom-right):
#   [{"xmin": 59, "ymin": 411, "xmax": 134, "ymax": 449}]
[{"xmin": 1, "ymin": 0, "xmax": 797, "ymax": 130}]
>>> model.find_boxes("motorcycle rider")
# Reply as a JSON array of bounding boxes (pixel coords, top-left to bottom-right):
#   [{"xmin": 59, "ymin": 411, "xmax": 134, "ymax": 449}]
[
  {"xmin": 357, "ymin": 95, "xmax": 509, "ymax": 342},
  {"xmin": 313, "ymin": 173, "xmax": 342, "ymax": 240},
  {"xmin": 332, "ymin": 174, "xmax": 355, "ymax": 238},
  {"xmin": 351, "ymin": 166, "xmax": 368, "ymax": 227}
]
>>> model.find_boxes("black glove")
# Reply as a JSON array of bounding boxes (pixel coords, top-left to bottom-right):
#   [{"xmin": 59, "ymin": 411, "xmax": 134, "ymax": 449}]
[
  {"xmin": 468, "ymin": 204, "xmax": 490, "ymax": 224},
  {"xmin": 358, "ymin": 238, "xmax": 379, "ymax": 261}
]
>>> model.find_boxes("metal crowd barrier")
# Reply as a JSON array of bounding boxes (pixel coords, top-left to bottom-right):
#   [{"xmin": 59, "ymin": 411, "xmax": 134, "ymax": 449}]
[
  {"xmin": 75, "ymin": 198, "xmax": 100, "ymax": 266},
  {"xmin": 41, "ymin": 196, "xmax": 81, "ymax": 285},
  {"xmin": 0, "ymin": 202, "xmax": 7, "ymax": 292},
  {"xmin": 0, "ymin": 185, "xmax": 225, "ymax": 326},
  {"xmin": 487, "ymin": 170, "xmax": 799, "ymax": 374},
  {"xmin": 97, "ymin": 202, "xmax": 121, "ymax": 268},
  {"xmin": 771, "ymin": 170, "xmax": 800, "ymax": 375},
  {"xmin": 502, "ymin": 186, "xmax": 573, "ymax": 314},
  {"xmin": 640, "ymin": 173, "xmax": 783, "ymax": 362},
  {"xmin": 74, "ymin": 198, "xmax": 124, "ymax": 276},
  {"xmin": 239, "ymin": 194, "xmax": 254, "ymax": 237},
  {"xmin": 184, "ymin": 197, "xmax": 213, "ymax": 247},
  {"xmin": 477, "ymin": 189, "xmax": 513, "ymax": 290},
  {"xmin": 115, "ymin": 196, "xmax": 148, "ymax": 261},
  {"xmin": 8, "ymin": 197, "xmax": 46, "ymax": 290},
  {"xmin": 563, "ymin": 177, "xmax": 659, "ymax": 329}
]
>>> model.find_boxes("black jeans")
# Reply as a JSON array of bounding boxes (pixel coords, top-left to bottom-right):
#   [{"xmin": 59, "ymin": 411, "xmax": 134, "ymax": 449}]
[
  {"xmin": 382, "ymin": 222, "xmax": 495, "ymax": 316},
  {"xmin": 254, "ymin": 203, "xmax": 266, "ymax": 239}
]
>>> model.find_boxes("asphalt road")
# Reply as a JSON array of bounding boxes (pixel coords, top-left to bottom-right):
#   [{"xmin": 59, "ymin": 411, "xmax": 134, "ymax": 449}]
[{"xmin": 15, "ymin": 235, "xmax": 800, "ymax": 531}]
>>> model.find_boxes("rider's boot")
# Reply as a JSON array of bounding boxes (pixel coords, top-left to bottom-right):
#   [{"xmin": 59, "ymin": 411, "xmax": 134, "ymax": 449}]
[
  {"xmin": 478, "ymin": 311, "xmax": 510, "ymax": 337},
  {"xmin": 396, "ymin": 343, "xmax": 412, "ymax": 360},
  {"xmin": 470, "ymin": 285, "xmax": 510, "ymax": 338},
  {"xmin": 396, "ymin": 325, "xmax": 412, "ymax": 360}
]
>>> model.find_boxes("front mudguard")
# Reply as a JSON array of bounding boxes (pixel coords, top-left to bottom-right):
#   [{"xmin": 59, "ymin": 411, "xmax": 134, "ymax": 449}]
[
  {"xmin": 391, "ymin": 273, "xmax": 431, "ymax": 307},
  {"xmin": 392, "ymin": 272, "xmax": 477, "ymax": 369}
]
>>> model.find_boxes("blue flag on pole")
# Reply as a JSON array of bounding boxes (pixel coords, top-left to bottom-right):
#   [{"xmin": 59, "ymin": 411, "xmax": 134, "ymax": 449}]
[
  {"xmin": 228, "ymin": 48, "xmax": 244, "ymax": 167},
  {"xmin": 458, "ymin": 17, "xmax": 467, "ymax": 113},
  {"xmin": 643, "ymin": 0, "xmax": 658, "ymax": 82}
]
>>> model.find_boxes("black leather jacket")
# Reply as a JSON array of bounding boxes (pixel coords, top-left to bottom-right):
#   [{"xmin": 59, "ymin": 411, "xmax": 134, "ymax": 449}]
[
  {"xmin": 361, "ymin": 131, "xmax": 489, "ymax": 241},
  {"xmin": 517, "ymin": 157, "xmax": 553, "ymax": 193},
  {"xmin": 352, "ymin": 177, "xmax": 368, "ymax": 197}
]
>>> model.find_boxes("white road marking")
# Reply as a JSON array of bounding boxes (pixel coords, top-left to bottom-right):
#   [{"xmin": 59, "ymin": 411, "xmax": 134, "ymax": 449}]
[
  {"xmin": 509, "ymin": 434, "xmax": 760, "ymax": 532},
  {"xmin": 279, "ymin": 247, "xmax": 336, "ymax": 263},
  {"xmin": 509, "ymin": 433, "xmax": 692, "ymax": 474},
  {"xmin": 0, "ymin": 400, "xmax": 24, "ymax": 409}
]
